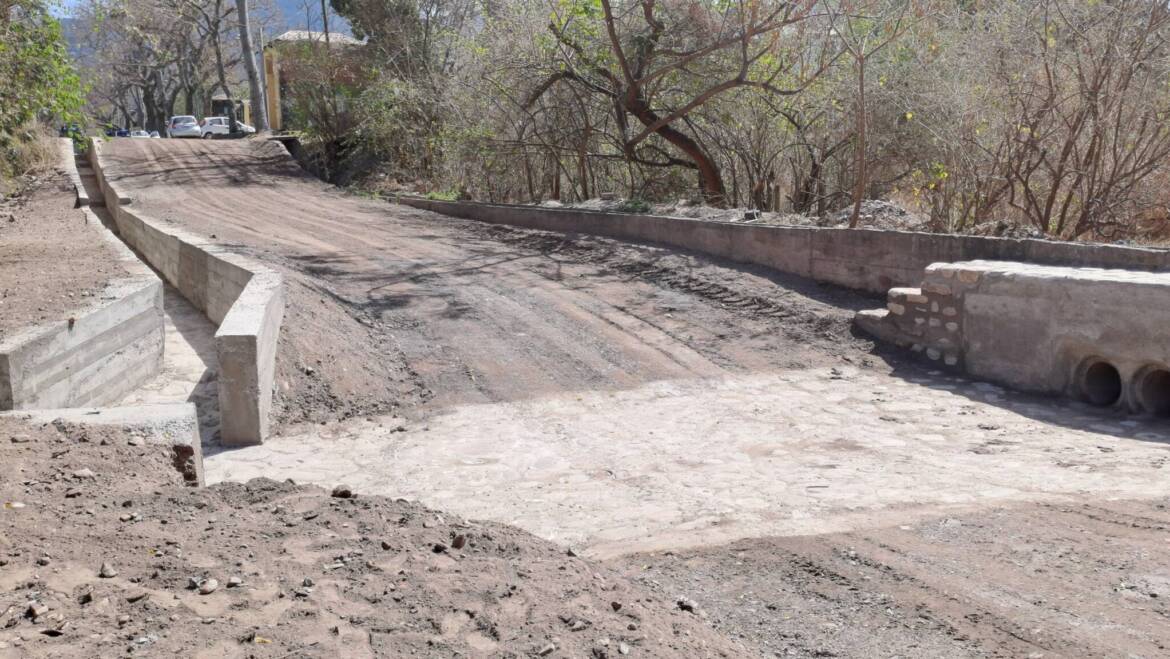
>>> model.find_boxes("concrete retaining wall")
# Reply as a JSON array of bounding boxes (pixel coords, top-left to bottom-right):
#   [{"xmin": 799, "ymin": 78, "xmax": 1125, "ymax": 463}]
[
  {"xmin": 88, "ymin": 138, "xmax": 285, "ymax": 445},
  {"xmin": 398, "ymin": 198, "xmax": 1170, "ymax": 294},
  {"xmin": 58, "ymin": 138, "xmax": 89, "ymax": 207},
  {"xmin": 0, "ymin": 150, "xmax": 164, "ymax": 411}
]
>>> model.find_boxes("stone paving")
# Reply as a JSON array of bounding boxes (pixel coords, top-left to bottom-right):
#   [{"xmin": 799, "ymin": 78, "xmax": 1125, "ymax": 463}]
[{"xmin": 205, "ymin": 366, "xmax": 1170, "ymax": 558}]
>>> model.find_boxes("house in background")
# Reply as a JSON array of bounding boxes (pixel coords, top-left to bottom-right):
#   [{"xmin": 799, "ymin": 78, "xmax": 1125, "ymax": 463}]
[{"xmin": 263, "ymin": 30, "xmax": 365, "ymax": 131}]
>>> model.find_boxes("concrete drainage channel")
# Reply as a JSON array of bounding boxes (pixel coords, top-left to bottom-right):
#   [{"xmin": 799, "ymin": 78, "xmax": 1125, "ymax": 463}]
[
  {"xmin": 86, "ymin": 137, "xmax": 284, "ymax": 446},
  {"xmin": 0, "ymin": 139, "xmax": 204, "ymax": 484}
]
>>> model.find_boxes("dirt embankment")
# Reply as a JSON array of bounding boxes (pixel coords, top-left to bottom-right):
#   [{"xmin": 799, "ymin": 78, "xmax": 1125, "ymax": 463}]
[
  {"xmin": 0, "ymin": 172, "xmax": 128, "ymax": 340},
  {"xmin": 98, "ymin": 138, "xmax": 879, "ymax": 433},
  {"xmin": 0, "ymin": 417, "xmax": 749, "ymax": 657}
]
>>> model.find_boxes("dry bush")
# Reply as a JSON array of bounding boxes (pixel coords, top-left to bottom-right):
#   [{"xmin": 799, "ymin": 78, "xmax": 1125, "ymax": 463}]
[{"xmin": 1, "ymin": 122, "xmax": 60, "ymax": 186}]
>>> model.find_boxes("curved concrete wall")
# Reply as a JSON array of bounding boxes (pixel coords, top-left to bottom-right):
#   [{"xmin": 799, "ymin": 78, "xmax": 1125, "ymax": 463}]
[
  {"xmin": 88, "ymin": 138, "xmax": 284, "ymax": 446},
  {"xmin": 398, "ymin": 198, "xmax": 1170, "ymax": 294},
  {"xmin": 0, "ymin": 146, "xmax": 163, "ymax": 411}
]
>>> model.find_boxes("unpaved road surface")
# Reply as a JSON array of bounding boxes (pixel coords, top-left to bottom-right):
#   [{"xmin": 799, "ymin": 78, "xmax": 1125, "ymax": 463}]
[
  {"xmin": 96, "ymin": 138, "xmax": 1170, "ymax": 658},
  {"xmin": 617, "ymin": 496, "xmax": 1170, "ymax": 658},
  {"xmin": 100, "ymin": 138, "xmax": 874, "ymax": 430}
]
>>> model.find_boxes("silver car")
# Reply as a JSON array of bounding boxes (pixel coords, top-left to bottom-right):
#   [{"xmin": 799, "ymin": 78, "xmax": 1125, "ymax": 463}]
[{"xmin": 166, "ymin": 116, "xmax": 201, "ymax": 139}]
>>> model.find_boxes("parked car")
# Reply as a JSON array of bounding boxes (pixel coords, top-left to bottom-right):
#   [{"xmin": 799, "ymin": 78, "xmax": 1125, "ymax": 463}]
[
  {"xmin": 200, "ymin": 116, "xmax": 255, "ymax": 138},
  {"xmin": 130, "ymin": 130, "xmax": 151, "ymax": 138},
  {"xmin": 114, "ymin": 128, "xmax": 130, "ymax": 138},
  {"xmin": 149, "ymin": 131, "xmax": 161, "ymax": 138},
  {"xmin": 166, "ymin": 116, "xmax": 201, "ymax": 139}
]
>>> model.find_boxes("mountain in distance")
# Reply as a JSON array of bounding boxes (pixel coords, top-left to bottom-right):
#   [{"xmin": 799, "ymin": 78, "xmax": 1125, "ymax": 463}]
[{"xmin": 268, "ymin": 0, "xmax": 352, "ymax": 37}]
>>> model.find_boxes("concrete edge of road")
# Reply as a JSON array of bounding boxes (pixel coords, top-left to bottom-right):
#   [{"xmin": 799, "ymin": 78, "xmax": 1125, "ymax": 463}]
[
  {"xmin": 395, "ymin": 196, "xmax": 1170, "ymax": 294},
  {"xmin": 0, "ymin": 148, "xmax": 165, "ymax": 412},
  {"xmin": 86, "ymin": 137, "xmax": 285, "ymax": 446},
  {"xmin": 58, "ymin": 137, "xmax": 89, "ymax": 207},
  {"xmin": 1, "ymin": 402, "xmax": 205, "ymax": 486}
]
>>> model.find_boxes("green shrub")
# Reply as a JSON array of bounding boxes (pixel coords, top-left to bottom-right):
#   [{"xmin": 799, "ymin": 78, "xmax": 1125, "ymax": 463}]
[{"xmin": 617, "ymin": 198, "xmax": 651, "ymax": 214}]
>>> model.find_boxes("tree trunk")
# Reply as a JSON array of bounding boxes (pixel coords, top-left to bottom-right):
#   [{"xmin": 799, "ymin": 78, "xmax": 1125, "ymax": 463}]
[
  {"xmin": 848, "ymin": 55, "xmax": 867, "ymax": 228},
  {"xmin": 320, "ymin": 0, "xmax": 330, "ymax": 46},
  {"xmin": 237, "ymin": 0, "xmax": 269, "ymax": 130},
  {"xmin": 625, "ymin": 94, "xmax": 727, "ymax": 207}
]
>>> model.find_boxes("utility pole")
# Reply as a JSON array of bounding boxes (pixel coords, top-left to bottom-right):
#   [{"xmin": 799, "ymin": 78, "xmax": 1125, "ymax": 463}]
[{"xmin": 256, "ymin": 25, "xmax": 268, "ymax": 129}]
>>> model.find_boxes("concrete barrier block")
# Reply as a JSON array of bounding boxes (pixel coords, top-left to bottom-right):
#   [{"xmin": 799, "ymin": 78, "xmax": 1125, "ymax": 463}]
[{"xmin": 216, "ymin": 271, "xmax": 284, "ymax": 446}]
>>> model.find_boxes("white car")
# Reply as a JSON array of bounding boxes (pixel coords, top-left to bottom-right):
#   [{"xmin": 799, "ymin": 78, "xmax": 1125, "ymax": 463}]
[
  {"xmin": 200, "ymin": 116, "xmax": 256, "ymax": 138},
  {"xmin": 166, "ymin": 116, "xmax": 201, "ymax": 139},
  {"xmin": 130, "ymin": 130, "xmax": 151, "ymax": 138}
]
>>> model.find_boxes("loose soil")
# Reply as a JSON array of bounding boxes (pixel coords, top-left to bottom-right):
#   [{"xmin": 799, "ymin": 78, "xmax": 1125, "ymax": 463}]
[
  {"xmin": 617, "ymin": 498, "xmax": 1170, "ymax": 658},
  {"xmin": 0, "ymin": 172, "xmax": 128, "ymax": 340},
  {"xmin": 98, "ymin": 138, "xmax": 879, "ymax": 432},
  {"xmin": 0, "ymin": 417, "xmax": 746, "ymax": 657}
]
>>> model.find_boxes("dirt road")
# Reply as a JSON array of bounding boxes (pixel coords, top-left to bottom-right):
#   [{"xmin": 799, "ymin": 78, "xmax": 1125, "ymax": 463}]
[
  {"xmin": 101, "ymin": 138, "xmax": 875, "ymax": 428},
  {"xmin": 96, "ymin": 138, "xmax": 1170, "ymax": 658}
]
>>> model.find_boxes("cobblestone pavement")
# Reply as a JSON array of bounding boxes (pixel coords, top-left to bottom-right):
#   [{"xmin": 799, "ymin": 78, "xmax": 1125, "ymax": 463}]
[{"xmin": 206, "ymin": 365, "xmax": 1170, "ymax": 558}]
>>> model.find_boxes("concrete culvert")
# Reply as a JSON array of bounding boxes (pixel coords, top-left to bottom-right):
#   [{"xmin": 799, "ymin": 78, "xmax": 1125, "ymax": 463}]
[
  {"xmin": 1081, "ymin": 360, "xmax": 1122, "ymax": 407},
  {"xmin": 1137, "ymin": 368, "xmax": 1170, "ymax": 417}
]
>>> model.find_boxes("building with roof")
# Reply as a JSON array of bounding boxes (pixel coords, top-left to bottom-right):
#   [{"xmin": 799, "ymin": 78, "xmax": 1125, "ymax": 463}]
[{"xmin": 263, "ymin": 30, "xmax": 366, "ymax": 131}]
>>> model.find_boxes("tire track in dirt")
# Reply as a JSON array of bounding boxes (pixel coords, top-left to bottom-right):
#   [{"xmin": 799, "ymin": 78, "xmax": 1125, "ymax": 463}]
[
  {"xmin": 101, "ymin": 138, "xmax": 877, "ymax": 427},
  {"xmin": 617, "ymin": 499, "xmax": 1170, "ymax": 657}
]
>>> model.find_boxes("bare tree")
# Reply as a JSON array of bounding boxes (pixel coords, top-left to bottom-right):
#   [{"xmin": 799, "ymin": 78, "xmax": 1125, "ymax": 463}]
[{"xmin": 533, "ymin": 0, "xmax": 833, "ymax": 206}]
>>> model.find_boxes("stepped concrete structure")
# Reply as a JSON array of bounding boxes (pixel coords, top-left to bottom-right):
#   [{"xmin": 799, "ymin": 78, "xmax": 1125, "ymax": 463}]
[{"xmin": 856, "ymin": 260, "xmax": 1170, "ymax": 415}]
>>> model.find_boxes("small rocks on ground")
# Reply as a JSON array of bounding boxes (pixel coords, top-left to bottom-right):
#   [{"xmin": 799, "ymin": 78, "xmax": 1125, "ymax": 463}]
[
  {"xmin": 98, "ymin": 562, "xmax": 117, "ymax": 578},
  {"xmin": 331, "ymin": 484, "xmax": 353, "ymax": 499},
  {"xmin": 25, "ymin": 602, "xmax": 49, "ymax": 619},
  {"xmin": 198, "ymin": 579, "xmax": 219, "ymax": 595}
]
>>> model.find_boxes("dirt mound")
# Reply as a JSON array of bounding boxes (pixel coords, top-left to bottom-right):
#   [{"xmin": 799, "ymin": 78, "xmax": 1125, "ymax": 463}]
[
  {"xmin": 828, "ymin": 199, "xmax": 930, "ymax": 231},
  {"xmin": 0, "ymin": 417, "xmax": 748, "ymax": 657},
  {"xmin": 967, "ymin": 219, "xmax": 1047, "ymax": 239}
]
